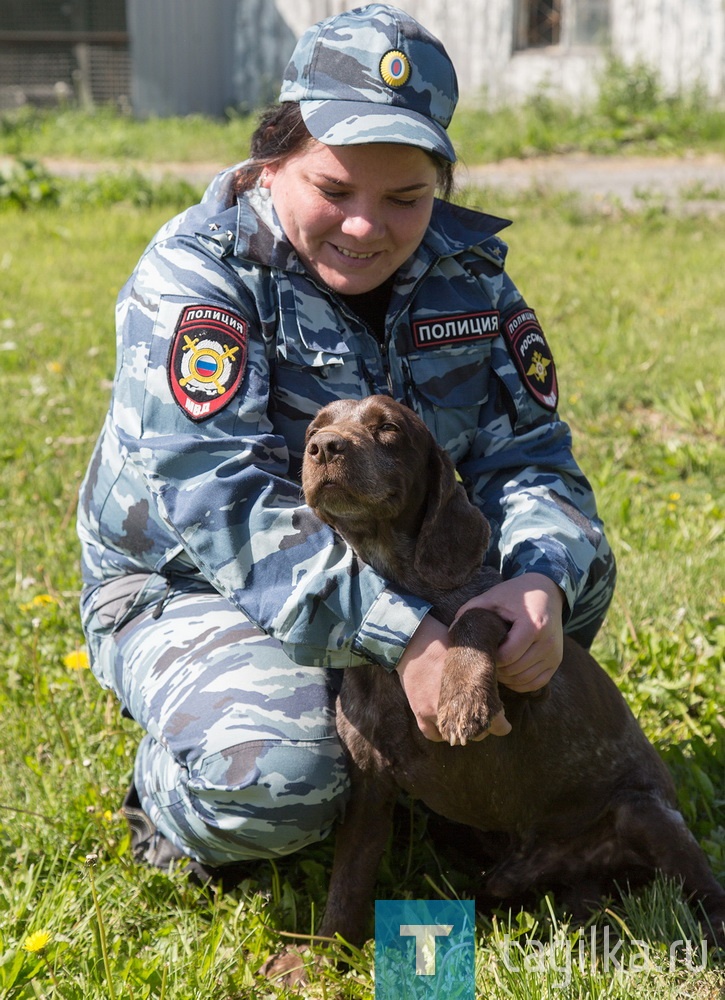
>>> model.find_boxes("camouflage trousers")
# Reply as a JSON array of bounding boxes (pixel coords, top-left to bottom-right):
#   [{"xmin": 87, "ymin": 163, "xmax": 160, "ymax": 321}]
[
  {"xmin": 84, "ymin": 576, "xmax": 349, "ymax": 865},
  {"xmin": 82, "ymin": 539, "xmax": 615, "ymax": 867}
]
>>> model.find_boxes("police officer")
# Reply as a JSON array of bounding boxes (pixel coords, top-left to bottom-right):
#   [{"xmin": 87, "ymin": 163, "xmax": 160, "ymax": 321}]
[{"xmin": 77, "ymin": 3, "xmax": 615, "ymax": 875}]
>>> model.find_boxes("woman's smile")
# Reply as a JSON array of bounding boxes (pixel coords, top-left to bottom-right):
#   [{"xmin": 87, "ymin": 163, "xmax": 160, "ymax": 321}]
[{"xmin": 334, "ymin": 245, "xmax": 378, "ymax": 260}]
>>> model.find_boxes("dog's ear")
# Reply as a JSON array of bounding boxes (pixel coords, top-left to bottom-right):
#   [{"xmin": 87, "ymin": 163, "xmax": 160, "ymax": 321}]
[{"xmin": 413, "ymin": 442, "xmax": 490, "ymax": 590}]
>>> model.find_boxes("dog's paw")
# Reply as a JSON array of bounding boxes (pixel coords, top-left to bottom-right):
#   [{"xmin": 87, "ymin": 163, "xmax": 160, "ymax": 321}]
[
  {"xmin": 258, "ymin": 946, "xmax": 312, "ymax": 986},
  {"xmin": 438, "ymin": 608, "xmax": 508, "ymax": 745},
  {"xmin": 437, "ymin": 693, "xmax": 502, "ymax": 746},
  {"xmin": 438, "ymin": 645, "xmax": 504, "ymax": 746}
]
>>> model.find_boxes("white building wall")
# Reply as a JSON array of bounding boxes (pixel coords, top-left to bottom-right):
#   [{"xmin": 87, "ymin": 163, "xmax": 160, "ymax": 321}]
[
  {"xmin": 126, "ymin": 0, "xmax": 725, "ymax": 118},
  {"xmin": 231, "ymin": 0, "xmax": 725, "ymax": 115},
  {"xmin": 611, "ymin": 0, "xmax": 725, "ymax": 97},
  {"xmin": 273, "ymin": 0, "xmax": 515, "ymax": 102}
]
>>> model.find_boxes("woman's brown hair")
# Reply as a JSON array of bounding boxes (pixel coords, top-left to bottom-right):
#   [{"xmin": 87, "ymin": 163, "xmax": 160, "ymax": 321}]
[{"xmin": 232, "ymin": 102, "xmax": 455, "ymax": 201}]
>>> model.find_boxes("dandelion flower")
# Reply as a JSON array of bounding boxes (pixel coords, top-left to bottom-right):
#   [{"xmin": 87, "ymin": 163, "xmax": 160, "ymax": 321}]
[
  {"xmin": 669, "ymin": 492, "xmax": 681, "ymax": 501},
  {"xmin": 64, "ymin": 650, "xmax": 90, "ymax": 671},
  {"xmin": 20, "ymin": 594, "xmax": 59, "ymax": 612},
  {"xmin": 24, "ymin": 930, "xmax": 51, "ymax": 953}
]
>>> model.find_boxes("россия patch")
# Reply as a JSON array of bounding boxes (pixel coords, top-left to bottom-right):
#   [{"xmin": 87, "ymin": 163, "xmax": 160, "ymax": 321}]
[{"xmin": 503, "ymin": 308, "xmax": 558, "ymax": 411}]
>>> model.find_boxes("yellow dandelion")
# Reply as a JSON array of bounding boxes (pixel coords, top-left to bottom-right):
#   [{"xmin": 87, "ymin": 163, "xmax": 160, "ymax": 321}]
[
  {"xmin": 20, "ymin": 594, "xmax": 59, "ymax": 612},
  {"xmin": 103, "ymin": 809, "xmax": 114, "ymax": 822},
  {"xmin": 669, "ymin": 492, "xmax": 681, "ymax": 501},
  {"xmin": 63, "ymin": 649, "xmax": 90, "ymax": 671},
  {"xmin": 47, "ymin": 361, "xmax": 64, "ymax": 374},
  {"xmin": 24, "ymin": 929, "xmax": 51, "ymax": 953}
]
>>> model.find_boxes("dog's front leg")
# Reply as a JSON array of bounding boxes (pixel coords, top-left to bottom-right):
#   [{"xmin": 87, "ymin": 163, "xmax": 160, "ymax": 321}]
[
  {"xmin": 437, "ymin": 608, "xmax": 508, "ymax": 745},
  {"xmin": 317, "ymin": 763, "xmax": 399, "ymax": 947},
  {"xmin": 259, "ymin": 763, "xmax": 398, "ymax": 986}
]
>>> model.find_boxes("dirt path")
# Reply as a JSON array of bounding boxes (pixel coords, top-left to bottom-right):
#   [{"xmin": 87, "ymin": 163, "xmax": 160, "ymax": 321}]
[
  {"xmin": 461, "ymin": 152, "xmax": 725, "ymax": 213},
  {"xmin": 3, "ymin": 151, "xmax": 724, "ymax": 213}
]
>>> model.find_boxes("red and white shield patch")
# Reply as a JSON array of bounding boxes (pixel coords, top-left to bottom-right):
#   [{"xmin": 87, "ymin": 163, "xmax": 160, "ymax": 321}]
[
  {"xmin": 503, "ymin": 308, "xmax": 558, "ymax": 412},
  {"xmin": 168, "ymin": 305, "xmax": 248, "ymax": 421}
]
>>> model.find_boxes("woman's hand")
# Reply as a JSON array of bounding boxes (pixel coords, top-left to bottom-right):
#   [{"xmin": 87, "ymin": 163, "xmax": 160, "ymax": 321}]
[
  {"xmin": 453, "ymin": 573, "xmax": 565, "ymax": 693},
  {"xmin": 395, "ymin": 615, "xmax": 511, "ymax": 742}
]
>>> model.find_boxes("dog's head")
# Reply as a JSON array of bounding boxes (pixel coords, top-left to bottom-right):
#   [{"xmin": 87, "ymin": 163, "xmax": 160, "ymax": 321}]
[{"xmin": 302, "ymin": 396, "xmax": 489, "ymax": 590}]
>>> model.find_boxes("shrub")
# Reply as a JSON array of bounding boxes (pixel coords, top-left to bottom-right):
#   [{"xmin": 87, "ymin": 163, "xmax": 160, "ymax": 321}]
[{"xmin": 0, "ymin": 157, "xmax": 59, "ymax": 209}]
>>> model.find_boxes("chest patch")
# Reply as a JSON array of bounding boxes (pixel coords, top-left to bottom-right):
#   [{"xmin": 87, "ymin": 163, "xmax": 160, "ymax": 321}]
[
  {"xmin": 503, "ymin": 308, "xmax": 558, "ymax": 411},
  {"xmin": 168, "ymin": 305, "xmax": 248, "ymax": 421},
  {"xmin": 412, "ymin": 310, "xmax": 500, "ymax": 349}
]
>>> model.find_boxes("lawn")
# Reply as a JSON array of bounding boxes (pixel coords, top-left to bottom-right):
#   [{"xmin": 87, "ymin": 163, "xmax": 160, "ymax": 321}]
[{"xmin": 0, "ymin": 130, "xmax": 723, "ymax": 996}]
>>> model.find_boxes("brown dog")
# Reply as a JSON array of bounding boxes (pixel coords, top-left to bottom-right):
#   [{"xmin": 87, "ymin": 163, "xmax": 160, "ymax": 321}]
[{"xmin": 263, "ymin": 395, "xmax": 724, "ymax": 980}]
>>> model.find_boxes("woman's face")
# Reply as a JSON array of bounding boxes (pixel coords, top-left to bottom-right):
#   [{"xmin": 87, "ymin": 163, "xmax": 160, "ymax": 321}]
[{"xmin": 261, "ymin": 141, "xmax": 438, "ymax": 295}]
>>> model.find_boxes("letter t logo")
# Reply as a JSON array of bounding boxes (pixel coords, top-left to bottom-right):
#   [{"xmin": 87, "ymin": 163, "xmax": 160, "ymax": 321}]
[
  {"xmin": 375, "ymin": 900, "xmax": 475, "ymax": 999},
  {"xmin": 399, "ymin": 924, "xmax": 453, "ymax": 975}
]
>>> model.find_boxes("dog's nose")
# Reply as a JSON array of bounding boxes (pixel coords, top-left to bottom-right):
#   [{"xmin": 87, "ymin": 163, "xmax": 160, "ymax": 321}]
[{"xmin": 307, "ymin": 430, "xmax": 348, "ymax": 465}]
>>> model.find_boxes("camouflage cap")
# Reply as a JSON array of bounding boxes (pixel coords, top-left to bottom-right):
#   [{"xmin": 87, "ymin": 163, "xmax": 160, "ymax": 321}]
[{"xmin": 279, "ymin": 3, "xmax": 458, "ymax": 163}]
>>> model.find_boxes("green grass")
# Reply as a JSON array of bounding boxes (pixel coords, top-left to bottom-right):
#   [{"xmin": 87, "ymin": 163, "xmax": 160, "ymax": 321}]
[
  {"xmin": 0, "ymin": 104, "xmax": 257, "ymax": 165},
  {"xmin": 0, "ymin": 153, "xmax": 723, "ymax": 997}
]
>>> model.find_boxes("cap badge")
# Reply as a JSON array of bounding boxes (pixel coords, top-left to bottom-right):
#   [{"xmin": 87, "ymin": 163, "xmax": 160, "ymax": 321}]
[{"xmin": 380, "ymin": 50, "xmax": 411, "ymax": 88}]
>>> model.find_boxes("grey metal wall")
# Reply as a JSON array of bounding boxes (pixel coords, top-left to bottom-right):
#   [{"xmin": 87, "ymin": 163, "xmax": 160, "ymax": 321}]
[
  {"xmin": 127, "ymin": 0, "xmax": 297, "ymax": 117},
  {"xmin": 128, "ymin": 0, "xmax": 234, "ymax": 117}
]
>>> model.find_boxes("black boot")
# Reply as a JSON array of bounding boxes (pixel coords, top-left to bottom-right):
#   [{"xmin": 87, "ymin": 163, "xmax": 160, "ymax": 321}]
[
  {"xmin": 121, "ymin": 783, "xmax": 190, "ymax": 868},
  {"xmin": 121, "ymin": 784, "xmax": 249, "ymax": 890}
]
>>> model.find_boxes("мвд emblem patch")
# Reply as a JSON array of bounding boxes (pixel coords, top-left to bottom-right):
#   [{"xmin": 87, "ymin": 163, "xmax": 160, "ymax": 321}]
[
  {"xmin": 503, "ymin": 308, "xmax": 558, "ymax": 411},
  {"xmin": 168, "ymin": 305, "xmax": 248, "ymax": 421}
]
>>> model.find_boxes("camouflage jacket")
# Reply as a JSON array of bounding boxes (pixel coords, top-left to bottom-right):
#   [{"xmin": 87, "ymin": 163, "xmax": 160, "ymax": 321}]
[{"xmin": 77, "ymin": 165, "xmax": 605, "ymax": 672}]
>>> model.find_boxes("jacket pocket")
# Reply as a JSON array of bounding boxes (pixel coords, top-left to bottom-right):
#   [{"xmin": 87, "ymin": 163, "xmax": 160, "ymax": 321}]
[
  {"xmin": 402, "ymin": 347, "xmax": 491, "ymax": 464},
  {"xmin": 81, "ymin": 573, "xmax": 173, "ymax": 690}
]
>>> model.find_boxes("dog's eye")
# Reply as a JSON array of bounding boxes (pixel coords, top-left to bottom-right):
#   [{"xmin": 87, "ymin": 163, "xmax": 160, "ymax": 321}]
[{"xmin": 377, "ymin": 422, "xmax": 398, "ymax": 434}]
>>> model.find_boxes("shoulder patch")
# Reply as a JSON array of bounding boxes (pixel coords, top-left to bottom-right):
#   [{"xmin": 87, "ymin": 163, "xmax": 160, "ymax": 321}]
[
  {"xmin": 168, "ymin": 305, "xmax": 248, "ymax": 421},
  {"xmin": 502, "ymin": 308, "xmax": 558, "ymax": 411}
]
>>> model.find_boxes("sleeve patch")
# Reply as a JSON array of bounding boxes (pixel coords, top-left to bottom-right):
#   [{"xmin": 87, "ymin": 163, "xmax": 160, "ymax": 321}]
[
  {"xmin": 502, "ymin": 308, "xmax": 558, "ymax": 411},
  {"xmin": 168, "ymin": 305, "xmax": 248, "ymax": 421}
]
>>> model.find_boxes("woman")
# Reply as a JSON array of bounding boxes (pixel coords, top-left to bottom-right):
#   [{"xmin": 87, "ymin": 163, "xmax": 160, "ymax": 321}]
[{"xmin": 77, "ymin": 3, "xmax": 616, "ymax": 876}]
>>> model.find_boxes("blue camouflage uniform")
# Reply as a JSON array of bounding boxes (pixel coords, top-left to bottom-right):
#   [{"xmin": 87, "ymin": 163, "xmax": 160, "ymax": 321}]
[
  {"xmin": 77, "ymin": 172, "xmax": 615, "ymax": 866},
  {"xmin": 77, "ymin": 3, "xmax": 615, "ymax": 867}
]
